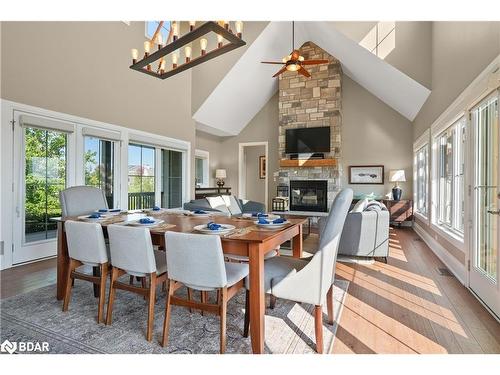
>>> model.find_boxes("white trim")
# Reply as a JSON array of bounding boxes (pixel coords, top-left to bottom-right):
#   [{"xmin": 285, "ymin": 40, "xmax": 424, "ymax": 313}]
[
  {"xmin": 413, "ymin": 129, "xmax": 430, "ymax": 151},
  {"xmin": 414, "ymin": 222, "xmax": 466, "ymax": 285},
  {"xmin": 81, "ymin": 126, "xmax": 121, "ymax": 142},
  {"xmin": 238, "ymin": 141, "xmax": 269, "ymax": 211},
  {"xmin": 19, "ymin": 114, "xmax": 75, "ymax": 133}
]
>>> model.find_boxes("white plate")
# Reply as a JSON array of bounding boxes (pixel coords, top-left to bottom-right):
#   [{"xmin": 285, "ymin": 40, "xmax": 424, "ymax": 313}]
[
  {"xmin": 78, "ymin": 214, "xmax": 106, "ymax": 222},
  {"xmin": 242, "ymin": 213, "xmax": 280, "ymax": 220},
  {"xmin": 254, "ymin": 220, "xmax": 289, "ymax": 228},
  {"xmin": 97, "ymin": 209, "xmax": 123, "ymax": 216},
  {"xmin": 189, "ymin": 211, "xmax": 212, "ymax": 217},
  {"xmin": 128, "ymin": 218, "xmax": 164, "ymax": 227},
  {"xmin": 194, "ymin": 224, "xmax": 235, "ymax": 234}
]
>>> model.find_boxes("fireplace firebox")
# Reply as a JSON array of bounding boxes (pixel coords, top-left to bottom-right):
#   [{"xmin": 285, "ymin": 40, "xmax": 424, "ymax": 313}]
[{"xmin": 289, "ymin": 180, "xmax": 328, "ymax": 212}]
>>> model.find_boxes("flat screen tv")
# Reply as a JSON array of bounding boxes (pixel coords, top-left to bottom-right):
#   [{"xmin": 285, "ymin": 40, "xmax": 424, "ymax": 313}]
[{"xmin": 285, "ymin": 127, "xmax": 330, "ymax": 154}]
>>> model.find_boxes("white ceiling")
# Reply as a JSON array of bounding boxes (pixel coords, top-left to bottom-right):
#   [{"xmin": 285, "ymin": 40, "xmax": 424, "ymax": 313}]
[{"xmin": 193, "ymin": 21, "xmax": 431, "ymax": 136}]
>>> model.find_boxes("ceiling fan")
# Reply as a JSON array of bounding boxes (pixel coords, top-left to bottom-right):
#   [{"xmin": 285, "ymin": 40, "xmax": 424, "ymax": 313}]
[{"xmin": 261, "ymin": 21, "xmax": 329, "ymax": 78}]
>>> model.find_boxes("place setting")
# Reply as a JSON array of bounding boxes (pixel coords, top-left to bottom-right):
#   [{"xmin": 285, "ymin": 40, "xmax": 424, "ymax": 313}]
[{"xmin": 193, "ymin": 221, "xmax": 236, "ymax": 236}]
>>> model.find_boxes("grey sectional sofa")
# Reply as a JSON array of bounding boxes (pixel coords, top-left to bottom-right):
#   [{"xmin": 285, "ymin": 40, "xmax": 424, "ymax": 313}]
[{"xmin": 183, "ymin": 196, "xmax": 265, "ymax": 215}]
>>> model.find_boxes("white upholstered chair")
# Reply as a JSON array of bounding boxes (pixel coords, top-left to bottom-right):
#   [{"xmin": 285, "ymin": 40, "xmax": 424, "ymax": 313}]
[
  {"xmin": 59, "ymin": 186, "xmax": 108, "ymax": 217},
  {"xmin": 105, "ymin": 224, "xmax": 167, "ymax": 342},
  {"xmin": 161, "ymin": 232, "xmax": 249, "ymax": 353},
  {"xmin": 243, "ymin": 188, "xmax": 353, "ymax": 353},
  {"xmin": 62, "ymin": 221, "xmax": 109, "ymax": 323}
]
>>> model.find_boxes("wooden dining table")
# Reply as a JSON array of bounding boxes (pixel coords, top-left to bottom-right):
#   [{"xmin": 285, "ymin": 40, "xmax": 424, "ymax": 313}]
[{"xmin": 54, "ymin": 212, "xmax": 306, "ymax": 354}]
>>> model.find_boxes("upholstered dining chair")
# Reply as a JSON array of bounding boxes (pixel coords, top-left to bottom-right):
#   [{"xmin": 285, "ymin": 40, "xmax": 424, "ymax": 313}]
[
  {"xmin": 62, "ymin": 221, "xmax": 109, "ymax": 323},
  {"xmin": 161, "ymin": 232, "xmax": 249, "ymax": 353},
  {"xmin": 105, "ymin": 224, "xmax": 167, "ymax": 342},
  {"xmin": 243, "ymin": 188, "xmax": 353, "ymax": 353},
  {"xmin": 59, "ymin": 186, "xmax": 108, "ymax": 218}
]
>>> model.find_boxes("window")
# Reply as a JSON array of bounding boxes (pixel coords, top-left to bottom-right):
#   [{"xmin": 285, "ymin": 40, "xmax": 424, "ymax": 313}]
[
  {"xmin": 161, "ymin": 149, "xmax": 183, "ymax": 208},
  {"xmin": 359, "ymin": 21, "xmax": 396, "ymax": 59},
  {"xmin": 84, "ymin": 137, "xmax": 114, "ymax": 208},
  {"xmin": 414, "ymin": 144, "xmax": 428, "ymax": 217},
  {"xmin": 24, "ymin": 127, "xmax": 67, "ymax": 243},
  {"xmin": 128, "ymin": 144, "xmax": 155, "ymax": 209},
  {"xmin": 195, "ymin": 150, "xmax": 209, "ymax": 188},
  {"xmin": 145, "ymin": 21, "xmax": 171, "ymax": 40},
  {"xmin": 435, "ymin": 118, "xmax": 466, "ymax": 235}
]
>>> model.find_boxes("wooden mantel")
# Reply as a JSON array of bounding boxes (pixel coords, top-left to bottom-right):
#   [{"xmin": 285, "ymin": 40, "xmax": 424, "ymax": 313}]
[{"xmin": 279, "ymin": 159, "xmax": 337, "ymax": 168}]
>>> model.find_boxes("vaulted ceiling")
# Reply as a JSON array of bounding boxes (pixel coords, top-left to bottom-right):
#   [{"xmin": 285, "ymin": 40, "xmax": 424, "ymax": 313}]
[{"xmin": 193, "ymin": 21, "xmax": 431, "ymax": 136}]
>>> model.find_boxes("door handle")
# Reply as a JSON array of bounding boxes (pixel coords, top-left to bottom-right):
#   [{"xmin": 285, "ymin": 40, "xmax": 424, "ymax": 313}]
[{"xmin": 487, "ymin": 209, "xmax": 500, "ymax": 216}]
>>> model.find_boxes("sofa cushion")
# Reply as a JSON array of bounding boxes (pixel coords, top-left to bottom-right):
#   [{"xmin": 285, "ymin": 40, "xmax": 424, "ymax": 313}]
[
  {"xmin": 221, "ymin": 195, "xmax": 242, "ymax": 215},
  {"xmin": 206, "ymin": 196, "xmax": 230, "ymax": 213},
  {"xmin": 351, "ymin": 198, "xmax": 369, "ymax": 213}
]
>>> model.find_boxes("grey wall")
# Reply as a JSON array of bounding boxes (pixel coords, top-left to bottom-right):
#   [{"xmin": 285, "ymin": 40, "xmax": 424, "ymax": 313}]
[
  {"xmin": 342, "ymin": 76, "xmax": 413, "ymax": 199},
  {"xmin": 244, "ymin": 145, "xmax": 266, "ymax": 203}
]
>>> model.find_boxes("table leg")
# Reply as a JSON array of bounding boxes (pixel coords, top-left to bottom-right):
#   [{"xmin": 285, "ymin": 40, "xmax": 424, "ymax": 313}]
[
  {"xmin": 248, "ymin": 243, "xmax": 265, "ymax": 354},
  {"xmin": 292, "ymin": 224, "xmax": 303, "ymax": 259},
  {"xmin": 56, "ymin": 221, "xmax": 69, "ymax": 300}
]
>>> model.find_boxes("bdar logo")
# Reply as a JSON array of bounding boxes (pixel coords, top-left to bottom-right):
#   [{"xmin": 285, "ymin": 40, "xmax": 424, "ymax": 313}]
[{"xmin": 1, "ymin": 339, "xmax": 17, "ymax": 354}]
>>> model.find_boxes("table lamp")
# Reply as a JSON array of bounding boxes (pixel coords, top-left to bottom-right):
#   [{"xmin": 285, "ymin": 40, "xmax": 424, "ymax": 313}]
[
  {"xmin": 215, "ymin": 169, "xmax": 227, "ymax": 188},
  {"xmin": 389, "ymin": 169, "xmax": 406, "ymax": 201}
]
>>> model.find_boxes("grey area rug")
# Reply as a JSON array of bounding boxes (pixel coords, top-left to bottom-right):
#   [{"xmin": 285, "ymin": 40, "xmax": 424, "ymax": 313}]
[{"xmin": 1, "ymin": 277, "xmax": 348, "ymax": 354}]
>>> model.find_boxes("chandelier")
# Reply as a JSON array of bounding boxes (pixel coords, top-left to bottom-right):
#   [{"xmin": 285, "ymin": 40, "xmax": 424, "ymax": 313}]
[{"xmin": 130, "ymin": 21, "xmax": 245, "ymax": 80}]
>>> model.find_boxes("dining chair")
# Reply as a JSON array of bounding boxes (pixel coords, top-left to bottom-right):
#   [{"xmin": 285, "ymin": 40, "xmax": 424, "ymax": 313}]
[
  {"xmin": 105, "ymin": 224, "xmax": 168, "ymax": 342},
  {"xmin": 161, "ymin": 231, "xmax": 249, "ymax": 353},
  {"xmin": 59, "ymin": 186, "xmax": 108, "ymax": 217},
  {"xmin": 243, "ymin": 188, "xmax": 353, "ymax": 353},
  {"xmin": 62, "ymin": 221, "xmax": 109, "ymax": 323}
]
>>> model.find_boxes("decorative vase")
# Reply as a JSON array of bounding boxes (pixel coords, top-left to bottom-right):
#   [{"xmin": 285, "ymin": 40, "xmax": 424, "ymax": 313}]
[
  {"xmin": 392, "ymin": 186, "xmax": 402, "ymax": 201},
  {"xmin": 217, "ymin": 179, "xmax": 225, "ymax": 188}
]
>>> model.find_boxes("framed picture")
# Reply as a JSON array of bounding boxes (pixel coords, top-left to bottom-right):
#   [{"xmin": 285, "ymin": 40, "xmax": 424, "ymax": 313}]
[
  {"xmin": 348, "ymin": 165, "xmax": 384, "ymax": 184},
  {"xmin": 259, "ymin": 156, "xmax": 266, "ymax": 179}
]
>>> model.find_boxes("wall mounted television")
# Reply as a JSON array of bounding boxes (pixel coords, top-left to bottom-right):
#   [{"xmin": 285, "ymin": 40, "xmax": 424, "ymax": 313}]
[{"xmin": 285, "ymin": 127, "xmax": 330, "ymax": 154}]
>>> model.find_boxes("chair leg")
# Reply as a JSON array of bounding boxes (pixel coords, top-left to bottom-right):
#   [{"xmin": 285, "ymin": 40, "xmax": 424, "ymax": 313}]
[
  {"xmin": 200, "ymin": 291, "xmax": 207, "ymax": 316},
  {"xmin": 314, "ymin": 305, "xmax": 324, "ymax": 354},
  {"xmin": 326, "ymin": 285, "xmax": 334, "ymax": 325},
  {"xmin": 219, "ymin": 287, "xmax": 228, "ymax": 354},
  {"xmin": 141, "ymin": 277, "xmax": 147, "ymax": 300},
  {"xmin": 105, "ymin": 267, "xmax": 119, "ymax": 325},
  {"xmin": 161, "ymin": 281, "xmax": 174, "ymax": 347},
  {"xmin": 269, "ymin": 294, "xmax": 277, "ymax": 309},
  {"xmin": 187, "ymin": 287, "xmax": 193, "ymax": 313},
  {"xmin": 146, "ymin": 273, "xmax": 157, "ymax": 342},
  {"xmin": 243, "ymin": 289, "xmax": 250, "ymax": 338},
  {"xmin": 62, "ymin": 259, "xmax": 75, "ymax": 312},
  {"xmin": 97, "ymin": 263, "xmax": 108, "ymax": 324}
]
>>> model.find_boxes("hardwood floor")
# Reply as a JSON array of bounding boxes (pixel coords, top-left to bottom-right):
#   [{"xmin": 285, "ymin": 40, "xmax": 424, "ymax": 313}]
[{"xmin": 1, "ymin": 228, "xmax": 499, "ymax": 353}]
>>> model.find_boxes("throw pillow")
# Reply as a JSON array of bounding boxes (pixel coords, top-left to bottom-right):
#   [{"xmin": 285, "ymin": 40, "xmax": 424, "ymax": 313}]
[
  {"xmin": 221, "ymin": 195, "xmax": 242, "ymax": 215},
  {"xmin": 351, "ymin": 198, "xmax": 369, "ymax": 213},
  {"xmin": 206, "ymin": 196, "xmax": 230, "ymax": 213}
]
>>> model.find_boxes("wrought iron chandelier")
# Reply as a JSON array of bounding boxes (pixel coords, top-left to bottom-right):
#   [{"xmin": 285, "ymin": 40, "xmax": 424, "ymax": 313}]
[{"xmin": 130, "ymin": 21, "xmax": 245, "ymax": 80}]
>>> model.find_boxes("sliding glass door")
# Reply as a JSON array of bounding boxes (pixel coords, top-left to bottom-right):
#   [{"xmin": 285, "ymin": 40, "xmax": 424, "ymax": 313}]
[
  {"xmin": 84, "ymin": 136, "xmax": 115, "ymax": 208},
  {"xmin": 471, "ymin": 94, "xmax": 500, "ymax": 318},
  {"xmin": 128, "ymin": 143, "xmax": 156, "ymax": 210},
  {"xmin": 161, "ymin": 149, "xmax": 183, "ymax": 208}
]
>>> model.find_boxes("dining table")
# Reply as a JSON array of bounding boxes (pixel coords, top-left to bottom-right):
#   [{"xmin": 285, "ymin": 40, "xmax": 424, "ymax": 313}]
[{"xmin": 53, "ymin": 211, "xmax": 306, "ymax": 354}]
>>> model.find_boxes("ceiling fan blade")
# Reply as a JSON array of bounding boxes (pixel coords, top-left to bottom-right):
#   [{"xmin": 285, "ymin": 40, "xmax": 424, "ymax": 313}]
[
  {"xmin": 301, "ymin": 59, "xmax": 329, "ymax": 65},
  {"xmin": 273, "ymin": 66, "xmax": 288, "ymax": 78},
  {"xmin": 298, "ymin": 66, "xmax": 311, "ymax": 78},
  {"xmin": 261, "ymin": 61, "xmax": 285, "ymax": 64}
]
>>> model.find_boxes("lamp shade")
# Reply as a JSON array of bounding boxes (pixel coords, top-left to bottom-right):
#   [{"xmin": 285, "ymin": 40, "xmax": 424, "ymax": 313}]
[
  {"xmin": 389, "ymin": 169, "xmax": 406, "ymax": 182},
  {"xmin": 215, "ymin": 169, "xmax": 227, "ymax": 179}
]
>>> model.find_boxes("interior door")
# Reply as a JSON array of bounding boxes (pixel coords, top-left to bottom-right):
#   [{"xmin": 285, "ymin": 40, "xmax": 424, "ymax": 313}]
[
  {"xmin": 12, "ymin": 112, "xmax": 74, "ymax": 264},
  {"xmin": 470, "ymin": 94, "xmax": 500, "ymax": 318}
]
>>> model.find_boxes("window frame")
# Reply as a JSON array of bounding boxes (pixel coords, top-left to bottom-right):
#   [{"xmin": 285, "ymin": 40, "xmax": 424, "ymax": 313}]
[
  {"xmin": 431, "ymin": 115, "xmax": 467, "ymax": 245},
  {"xmin": 413, "ymin": 130, "xmax": 430, "ymax": 222}
]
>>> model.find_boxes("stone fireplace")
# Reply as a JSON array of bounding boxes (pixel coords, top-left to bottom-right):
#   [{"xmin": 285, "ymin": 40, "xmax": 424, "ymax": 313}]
[{"xmin": 276, "ymin": 42, "xmax": 342, "ymax": 209}]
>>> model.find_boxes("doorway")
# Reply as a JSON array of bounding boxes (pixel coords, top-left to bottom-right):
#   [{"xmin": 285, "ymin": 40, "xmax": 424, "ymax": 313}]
[{"xmin": 238, "ymin": 142, "xmax": 268, "ymax": 211}]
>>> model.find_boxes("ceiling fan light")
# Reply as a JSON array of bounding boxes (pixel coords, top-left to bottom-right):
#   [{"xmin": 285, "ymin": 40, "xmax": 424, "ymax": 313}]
[
  {"xmin": 286, "ymin": 64, "xmax": 299, "ymax": 72},
  {"xmin": 298, "ymin": 56, "xmax": 304, "ymax": 61}
]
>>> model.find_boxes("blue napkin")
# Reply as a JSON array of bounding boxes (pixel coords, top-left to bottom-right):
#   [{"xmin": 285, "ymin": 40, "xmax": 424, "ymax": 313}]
[
  {"xmin": 194, "ymin": 210, "xmax": 207, "ymax": 214},
  {"xmin": 258, "ymin": 217, "xmax": 285, "ymax": 225},
  {"xmin": 152, "ymin": 206, "xmax": 161, "ymax": 211},
  {"xmin": 272, "ymin": 218, "xmax": 285, "ymax": 224},
  {"xmin": 98, "ymin": 209, "xmax": 108, "ymax": 213},
  {"xmin": 252, "ymin": 212, "xmax": 268, "ymax": 217},
  {"xmin": 139, "ymin": 217, "xmax": 155, "ymax": 224},
  {"xmin": 258, "ymin": 218, "xmax": 270, "ymax": 224},
  {"xmin": 207, "ymin": 222, "xmax": 222, "ymax": 230},
  {"xmin": 110, "ymin": 209, "xmax": 121, "ymax": 213},
  {"xmin": 88, "ymin": 213, "xmax": 101, "ymax": 219}
]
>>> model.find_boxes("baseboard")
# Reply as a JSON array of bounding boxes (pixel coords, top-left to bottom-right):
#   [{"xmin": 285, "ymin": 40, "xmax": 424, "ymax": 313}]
[{"xmin": 413, "ymin": 222, "xmax": 466, "ymax": 285}]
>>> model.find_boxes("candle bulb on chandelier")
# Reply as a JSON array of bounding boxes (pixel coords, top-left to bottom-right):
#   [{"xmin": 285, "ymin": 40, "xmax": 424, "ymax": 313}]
[
  {"xmin": 200, "ymin": 38, "xmax": 207, "ymax": 56},
  {"xmin": 235, "ymin": 21, "xmax": 243, "ymax": 38},
  {"xmin": 159, "ymin": 59, "xmax": 166, "ymax": 74},
  {"xmin": 217, "ymin": 34, "xmax": 224, "ymax": 48},
  {"xmin": 172, "ymin": 22, "xmax": 178, "ymax": 41},
  {"xmin": 143, "ymin": 41, "xmax": 151, "ymax": 57},
  {"xmin": 172, "ymin": 51, "xmax": 178, "ymax": 69},
  {"xmin": 131, "ymin": 48, "xmax": 138, "ymax": 64},
  {"xmin": 185, "ymin": 46, "xmax": 192, "ymax": 63},
  {"xmin": 189, "ymin": 21, "xmax": 196, "ymax": 31},
  {"xmin": 157, "ymin": 34, "xmax": 163, "ymax": 50},
  {"xmin": 223, "ymin": 21, "xmax": 229, "ymax": 30}
]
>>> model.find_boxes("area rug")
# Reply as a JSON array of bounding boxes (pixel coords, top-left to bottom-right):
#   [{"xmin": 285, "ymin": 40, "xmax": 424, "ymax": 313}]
[{"xmin": 0, "ymin": 278, "xmax": 348, "ymax": 354}]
